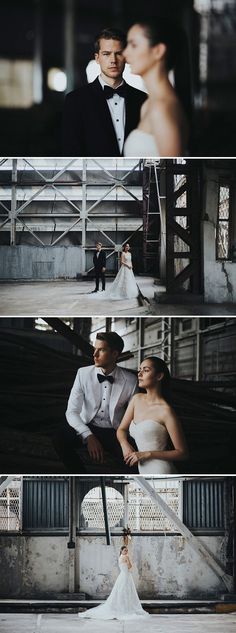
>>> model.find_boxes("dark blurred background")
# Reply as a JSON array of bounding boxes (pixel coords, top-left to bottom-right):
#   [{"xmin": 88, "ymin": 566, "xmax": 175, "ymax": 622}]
[{"xmin": 0, "ymin": 0, "xmax": 236, "ymax": 155}]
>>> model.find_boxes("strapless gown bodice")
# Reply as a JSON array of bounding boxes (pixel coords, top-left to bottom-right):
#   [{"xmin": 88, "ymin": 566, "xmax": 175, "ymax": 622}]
[
  {"xmin": 124, "ymin": 129, "xmax": 159, "ymax": 157},
  {"xmin": 130, "ymin": 419, "xmax": 177, "ymax": 474}
]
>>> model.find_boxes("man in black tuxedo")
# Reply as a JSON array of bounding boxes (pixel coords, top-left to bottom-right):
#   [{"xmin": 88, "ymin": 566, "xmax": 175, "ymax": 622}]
[
  {"xmin": 62, "ymin": 27, "xmax": 146, "ymax": 156},
  {"xmin": 93, "ymin": 242, "xmax": 106, "ymax": 292}
]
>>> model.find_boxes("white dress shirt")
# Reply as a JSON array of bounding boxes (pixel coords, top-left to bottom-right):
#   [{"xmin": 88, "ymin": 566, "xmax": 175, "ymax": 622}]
[
  {"xmin": 81, "ymin": 366, "xmax": 117, "ymax": 441},
  {"xmin": 98, "ymin": 75, "xmax": 125, "ymax": 153}
]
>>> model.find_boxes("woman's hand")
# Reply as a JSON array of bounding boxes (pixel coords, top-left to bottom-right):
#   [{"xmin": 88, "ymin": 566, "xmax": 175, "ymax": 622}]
[
  {"xmin": 124, "ymin": 451, "xmax": 151, "ymax": 466},
  {"xmin": 121, "ymin": 441, "xmax": 135, "ymax": 460}
]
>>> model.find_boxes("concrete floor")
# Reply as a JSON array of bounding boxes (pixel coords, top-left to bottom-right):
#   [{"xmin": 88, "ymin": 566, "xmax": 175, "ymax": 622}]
[
  {"xmin": 0, "ymin": 613, "xmax": 236, "ymax": 633},
  {"xmin": 1, "ymin": 279, "xmax": 236, "ymax": 316}
]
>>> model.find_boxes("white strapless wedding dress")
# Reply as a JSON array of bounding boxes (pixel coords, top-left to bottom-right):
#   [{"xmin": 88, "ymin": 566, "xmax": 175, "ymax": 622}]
[
  {"xmin": 79, "ymin": 556, "xmax": 149, "ymax": 620},
  {"xmin": 124, "ymin": 129, "xmax": 159, "ymax": 157},
  {"xmin": 105, "ymin": 253, "xmax": 139, "ymax": 300},
  {"xmin": 130, "ymin": 419, "xmax": 177, "ymax": 474}
]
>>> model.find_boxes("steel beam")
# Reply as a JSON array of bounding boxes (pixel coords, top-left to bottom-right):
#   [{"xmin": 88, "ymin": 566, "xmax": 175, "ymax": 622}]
[
  {"xmin": 134, "ymin": 476, "xmax": 232, "ymax": 592},
  {"xmin": 100, "ymin": 477, "xmax": 111, "ymax": 545},
  {"xmin": 10, "ymin": 159, "xmax": 17, "ymax": 245}
]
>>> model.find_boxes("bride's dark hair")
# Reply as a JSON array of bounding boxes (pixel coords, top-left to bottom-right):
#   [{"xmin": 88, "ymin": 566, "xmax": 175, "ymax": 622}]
[
  {"xmin": 122, "ymin": 243, "xmax": 130, "ymax": 251},
  {"xmin": 135, "ymin": 18, "xmax": 182, "ymax": 71},
  {"xmin": 144, "ymin": 356, "xmax": 171, "ymax": 402},
  {"xmin": 120, "ymin": 545, "xmax": 128, "ymax": 555}
]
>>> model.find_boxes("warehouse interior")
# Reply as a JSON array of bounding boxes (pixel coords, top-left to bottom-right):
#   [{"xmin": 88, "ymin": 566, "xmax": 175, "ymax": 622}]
[
  {"xmin": 0, "ymin": 475, "xmax": 235, "ymax": 632},
  {"xmin": 0, "ymin": 316, "xmax": 235, "ymax": 474},
  {"xmin": 1, "ymin": 0, "xmax": 236, "ymax": 156},
  {"xmin": 0, "ymin": 157, "xmax": 236, "ymax": 315}
]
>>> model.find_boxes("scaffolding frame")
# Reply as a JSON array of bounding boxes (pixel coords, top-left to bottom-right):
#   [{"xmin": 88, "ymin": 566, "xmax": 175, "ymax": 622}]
[{"xmin": 0, "ymin": 158, "xmax": 144, "ymax": 275}]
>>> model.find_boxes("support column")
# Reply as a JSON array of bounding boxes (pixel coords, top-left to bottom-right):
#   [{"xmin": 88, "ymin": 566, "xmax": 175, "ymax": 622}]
[
  {"xmin": 10, "ymin": 159, "xmax": 17, "ymax": 246},
  {"xmin": 64, "ymin": 0, "xmax": 75, "ymax": 93},
  {"xmin": 33, "ymin": 0, "xmax": 43, "ymax": 104},
  {"xmin": 68, "ymin": 476, "xmax": 77, "ymax": 593},
  {"xmin": 100, "ymin": 477, "xmax": 111, "ymax": 545},
  {"xmin": 81, "ymin": 160, "xmax": 87, "ymax": 274}
]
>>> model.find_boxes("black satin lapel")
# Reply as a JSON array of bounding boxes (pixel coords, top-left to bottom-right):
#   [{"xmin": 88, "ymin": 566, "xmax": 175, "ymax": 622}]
[
  {"xmin": 91, "ymin": 79, "xmax": 120, "ymax": 154},
  {"xmin": 124, "ymin": 87, "xmax": 136, "ymax": 139}
]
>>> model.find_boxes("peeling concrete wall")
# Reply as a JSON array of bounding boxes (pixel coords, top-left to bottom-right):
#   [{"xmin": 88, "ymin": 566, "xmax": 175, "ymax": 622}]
[
  {"xmin": 78, "ymin": 535, "xmax": 229, "ymax": 598},
  {"xmin": 0, "ymin": 534, "xmax": 231, "ymax": 598},
  {"xmin": 203, "ymin": 170, "xmax": 236, "ymax": 303},
  {"xmin": 203, "ymin": 221, "xmax": 236, "ymax": 303}
]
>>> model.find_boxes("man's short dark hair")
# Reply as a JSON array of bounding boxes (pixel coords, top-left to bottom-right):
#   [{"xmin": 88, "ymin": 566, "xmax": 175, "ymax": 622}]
[
  {"xmin": 96, "ymin": 331, "xmax": 124, "ymax": 354},
  {"xmin": 94, "ymin": 27, "xmax": 126, "ymax": 54}
]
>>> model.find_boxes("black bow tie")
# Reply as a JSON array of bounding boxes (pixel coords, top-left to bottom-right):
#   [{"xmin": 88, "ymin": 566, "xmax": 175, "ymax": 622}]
[
  {"xmin": 97, "ymin": 374, "xmax": 114, "ymax": 384},
  {"xmin": 104, "ymin": 85, "xmax": 126, "ymax": 100}
]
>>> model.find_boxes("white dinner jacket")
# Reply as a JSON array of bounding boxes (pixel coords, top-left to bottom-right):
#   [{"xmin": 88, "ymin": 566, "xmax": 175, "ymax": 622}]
[{"xmin": 66, "ymin": 364, "xmax": 138, "ymax": 436}]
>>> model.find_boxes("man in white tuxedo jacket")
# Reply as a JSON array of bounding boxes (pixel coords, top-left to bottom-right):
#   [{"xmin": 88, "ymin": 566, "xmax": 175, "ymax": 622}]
[{"xmin": 55, "ymin": 331, "xmax": 138, "ymax": 473}]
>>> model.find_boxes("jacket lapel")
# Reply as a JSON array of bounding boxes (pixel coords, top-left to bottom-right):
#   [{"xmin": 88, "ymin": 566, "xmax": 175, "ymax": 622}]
[
  {"xmin": 124, "ymin": 84, "xmax": 136, "ymax": 140},
  {"xmin": 90, "ymin": 366, "xmax": 102, "ymax": 414},
  {"xmin": 90, "ymin": 79, "xmax": 121, "ymax": 155}
]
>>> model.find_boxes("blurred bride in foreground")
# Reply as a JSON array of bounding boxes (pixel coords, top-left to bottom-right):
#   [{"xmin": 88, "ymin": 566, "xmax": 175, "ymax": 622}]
[{"xmin": 124, "ymin": 18, "xmax": 188, "ymax": 157}]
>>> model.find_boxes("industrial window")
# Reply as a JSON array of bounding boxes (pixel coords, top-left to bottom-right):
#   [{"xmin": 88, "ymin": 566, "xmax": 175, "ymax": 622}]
[
  {"xmin": 216, "ymin": 184, "xmax": 231, "ymax": 260},
  {"xmin": 0, "ymin": 59, "xmax": 34, "ymax": 108},
  {"xmin": 0, "ymin": 477, "xmax": 22, "ymax": 532},
  {"xmin": 79, "ymin": 480, "xmax": 181, "ymax": 533},
  {"xmin": 183, "ymin": 479, "xmax": 225, "ymax": 530},
  {"xmin": 23, "ymin": 478, "xmax": 69, "ymax": 531},
  {"xmin": 81, "ymin": 487, "xmax": 124, "ymax": 530}
]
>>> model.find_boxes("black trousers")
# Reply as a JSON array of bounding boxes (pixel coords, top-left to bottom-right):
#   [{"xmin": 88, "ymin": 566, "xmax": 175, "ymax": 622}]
[
  {"xmin": 53, "ymin": 421, "xmax": 138, "ymax": 474},
  {"xmin": 95, "ymin": 269, "xmax": 105, "ymax": 291}
]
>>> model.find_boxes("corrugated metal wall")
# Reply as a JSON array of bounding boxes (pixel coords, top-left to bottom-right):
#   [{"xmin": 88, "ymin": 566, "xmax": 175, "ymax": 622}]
[
  {"xmin": 22, "ymin": 478, "xmax": 227, "ymax": 533},
  {"xmin": 23, "ymin": 479, "xmax": 69, "ymax": 530},
  {"xmin": 183, "ymin": 480, "xmax": 225, "ymax": 530}
]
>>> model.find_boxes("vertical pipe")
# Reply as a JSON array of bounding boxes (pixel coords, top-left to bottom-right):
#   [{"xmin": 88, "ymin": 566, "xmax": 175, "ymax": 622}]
[
  {"xmin": 170, "ymin": 316, "xmax": 175, "ymax": 376},
  {"xmin": 123, "ymin": 483, "xmax": 129, "ymax": 528},
  {"xmin": 33, "ymin": 0, "xmax": 43, "ymax": 104},
  {"xmin": 64, "ymin": 0, "xmax": 75, "ymax": 93},
  {"xmin": 68, "ymin": 476, "xmax": 76, "ymax": 593},
  {"xmin": 81, "ymin": 159, "xmax": 87, "ymax": 274},
  {"xmin": 233, "ymin": 479, "xmax": 236, "ymax": 593},
  {"xmin": 195, "ymin": 317, "xmax": 201, "ymax": 381},
  {"xmin": 100, "ymin": 477, "xmax": 111, "ymax": 545},
  {"xmin": 138, "ymin": 317, "xmax": 143, "ymax": 365},
  {"xmin": 10, "ymin": 159, "xmax": 17, "ymax": 246}
]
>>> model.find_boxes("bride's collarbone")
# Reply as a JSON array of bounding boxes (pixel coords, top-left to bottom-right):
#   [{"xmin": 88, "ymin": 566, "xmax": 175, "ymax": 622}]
[{"xmin": 133, "ymin": 417, "xmax": 166, "ymax": 428}]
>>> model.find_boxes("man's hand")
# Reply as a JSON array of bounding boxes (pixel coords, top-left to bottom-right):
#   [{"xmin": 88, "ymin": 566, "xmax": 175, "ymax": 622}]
[
  {"xmin": 102, "ymin": 267, "xmax": 106, "ymax": 272},
  {"xmin": 87, "ymin": 435, "xmax": 104, "ymax": 463}
]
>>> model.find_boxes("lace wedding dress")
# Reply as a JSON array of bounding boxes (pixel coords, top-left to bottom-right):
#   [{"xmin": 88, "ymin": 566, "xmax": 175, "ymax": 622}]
[
  {"xmin": 79, "ymin": 554, "xmax": 149, "ymax": 620},
  {"xmin": 105, "ymin": 252, "xmax": 139, "ymax": 300},
  {"xmin": 130, "ymin": 419, "xmax": 177, "ymax": 474},
  {"xmin": 124, "ymin": 129, "xmax": 159, "ymax": 157}
]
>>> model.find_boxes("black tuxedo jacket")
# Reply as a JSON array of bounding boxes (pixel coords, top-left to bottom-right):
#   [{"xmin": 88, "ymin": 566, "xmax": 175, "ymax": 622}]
[
  {"xmin": 62, "ymin": 78, "xmax": 146, "ymax": 157},
  {"xmin": 93, "ymin": 250, "xmax": 106, "ymax": 270}
]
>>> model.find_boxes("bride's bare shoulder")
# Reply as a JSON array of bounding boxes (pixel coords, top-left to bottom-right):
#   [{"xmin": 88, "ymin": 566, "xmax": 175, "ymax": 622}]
[
  {"xmin": 133, "ymin": 393, "xmax": 145, "ymax": 402},
  {"xmin": 150, "ymin": 97, "xmax": 187, "ymax": 132}
]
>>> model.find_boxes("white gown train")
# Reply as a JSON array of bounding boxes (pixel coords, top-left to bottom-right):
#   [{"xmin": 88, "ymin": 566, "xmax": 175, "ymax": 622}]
[{"xmin": 79, "ymin": 555, "xmax": 149, "ymax": 620}]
